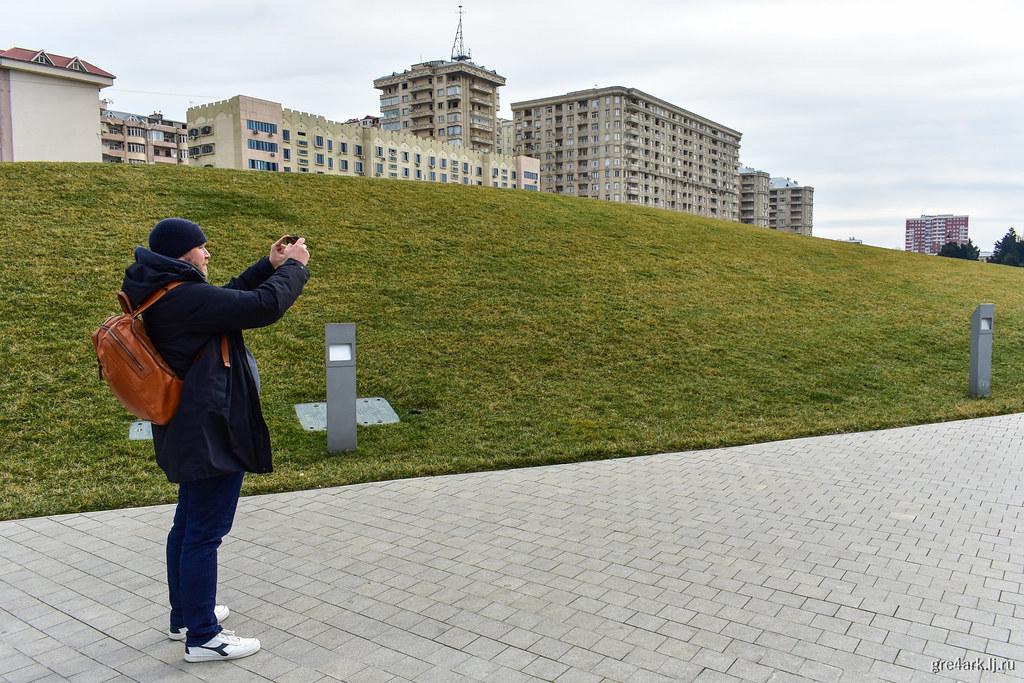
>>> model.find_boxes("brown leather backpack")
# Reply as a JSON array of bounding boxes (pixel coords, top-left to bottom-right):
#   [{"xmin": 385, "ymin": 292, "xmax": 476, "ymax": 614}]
[{"xmin": 93, "ymin": 282, "xmax": 228, "ymax": 425}]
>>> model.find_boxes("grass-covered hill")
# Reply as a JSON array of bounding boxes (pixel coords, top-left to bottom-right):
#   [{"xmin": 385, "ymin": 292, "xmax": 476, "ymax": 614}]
[{"xmin": 2, "ymin": 162, "xmax": 1022, "ymax": 520}]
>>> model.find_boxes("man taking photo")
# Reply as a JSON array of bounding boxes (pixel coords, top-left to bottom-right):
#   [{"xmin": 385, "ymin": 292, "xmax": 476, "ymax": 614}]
[{"xmin": 121, "ymin": 218, "xmax": 310, "ymax": 662}]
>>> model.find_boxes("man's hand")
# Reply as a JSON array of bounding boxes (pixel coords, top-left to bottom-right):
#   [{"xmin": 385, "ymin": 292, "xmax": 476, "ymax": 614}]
[{"xmin": 270, "ymin": 235, "xmax": 310, "ymax": 268}]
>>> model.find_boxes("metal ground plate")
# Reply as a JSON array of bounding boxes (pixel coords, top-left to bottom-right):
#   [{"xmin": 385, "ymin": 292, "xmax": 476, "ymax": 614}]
[{"xmin": 294, "ymin": 398, "xmax": 400, "ymax": 431}]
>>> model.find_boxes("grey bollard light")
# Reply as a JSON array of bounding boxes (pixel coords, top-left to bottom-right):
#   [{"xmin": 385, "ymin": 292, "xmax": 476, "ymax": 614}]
[
  {"xmin": 325, "ymin": 323, "xmax": 357, "ymax": 452},
  {"xmin": 969, "ymin": 304, "xmax": 994, "ymax": 397}
]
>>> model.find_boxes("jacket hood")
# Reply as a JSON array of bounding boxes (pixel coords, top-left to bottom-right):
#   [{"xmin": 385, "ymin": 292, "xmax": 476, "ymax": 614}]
[{"xmin": 122, "ymin": 246, "xmax": 205, "ymax": 308}]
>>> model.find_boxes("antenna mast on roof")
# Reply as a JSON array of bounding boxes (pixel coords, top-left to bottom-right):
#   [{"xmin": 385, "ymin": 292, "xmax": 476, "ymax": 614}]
[{"xmin": 451, "ymin": 5, "xmax": 471, "ymax": 62}]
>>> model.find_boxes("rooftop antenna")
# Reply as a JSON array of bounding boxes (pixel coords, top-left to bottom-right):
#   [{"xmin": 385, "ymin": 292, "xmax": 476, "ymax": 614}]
[{"xmin": 451, "ymin": 5, "xmax": 471, "ymax": 62}]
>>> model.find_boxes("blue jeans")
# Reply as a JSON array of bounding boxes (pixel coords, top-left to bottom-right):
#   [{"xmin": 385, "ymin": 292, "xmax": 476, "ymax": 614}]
[{"xmin": 167, "ymin": 472, "xmax": 244, "ymax": 646}]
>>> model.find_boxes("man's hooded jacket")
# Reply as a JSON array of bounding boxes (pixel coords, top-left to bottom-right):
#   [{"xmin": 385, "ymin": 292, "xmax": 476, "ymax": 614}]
[{"xmin": 122, "ymin": 247, "xmax": 310, "ymax": 483}]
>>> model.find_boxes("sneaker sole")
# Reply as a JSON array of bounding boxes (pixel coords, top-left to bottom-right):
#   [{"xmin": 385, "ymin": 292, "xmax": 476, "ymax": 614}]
[{"xmin": 184, "ymin": 642, "xmax": 260, "ymax": 662}]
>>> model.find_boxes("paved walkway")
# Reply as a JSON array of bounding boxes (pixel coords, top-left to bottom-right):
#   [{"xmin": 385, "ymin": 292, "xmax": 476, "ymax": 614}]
[{"xmin": 2, "ymin": 415, "xmax": 1022, "ymax": 682}]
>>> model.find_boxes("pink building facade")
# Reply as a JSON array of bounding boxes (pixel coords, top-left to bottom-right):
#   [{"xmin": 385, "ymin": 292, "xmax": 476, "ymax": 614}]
[{"xmin": 905, "ymin": 214, "xmax": 969, "ymax": 255}]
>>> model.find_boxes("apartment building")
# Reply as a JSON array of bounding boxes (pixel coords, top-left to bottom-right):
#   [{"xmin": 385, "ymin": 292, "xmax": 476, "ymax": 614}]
[
  {"xmin": 100, "ymin": 109, "xmax": 188, "ymax": 165},
  {"xmin": 769, "ymin": 177, "xmax": 814, "ymax": 235},
  {"xmin": 496, "ymin": 118, "xmax": 514, "ymax": 155},
  {"xmin": 738, "ymin": 167, "xmax": 770, "ymax": 228},
  {"xmin": 511, "ymin": 86, "xmax": 742, "ymax": 220},
  {"xmin": 905, "ymin": 214, "xmax": 969, "ymax": 255},
  {"xmin": 187, "ymin": 95, "xmax": 539, "ymax": 190},
  {"xmin": 373, "ymin": 60, "xmax": 505, "ymax": 153},
  {"xmin": 0, "ymin": 47, "xmax": 114, "ymax": 162}
]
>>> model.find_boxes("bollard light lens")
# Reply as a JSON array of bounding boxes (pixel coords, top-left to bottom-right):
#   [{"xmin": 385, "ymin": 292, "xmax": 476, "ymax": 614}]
[{"xmin": 329, "ymin": 343, "xmax": 353, "ymax": 362}]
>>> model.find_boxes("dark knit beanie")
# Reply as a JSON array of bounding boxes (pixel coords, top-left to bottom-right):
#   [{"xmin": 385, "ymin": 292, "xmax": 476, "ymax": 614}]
[{"xmin": 149, "ymin": 218, "xmax": 207, "ymax": 258}]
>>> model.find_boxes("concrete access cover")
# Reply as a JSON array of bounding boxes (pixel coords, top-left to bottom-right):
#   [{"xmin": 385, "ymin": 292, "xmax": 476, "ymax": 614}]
[
  {"xmin": 294, "ymin": 398, "xmax": 400, "ymax": 431},
  {"xmin": 129, "ymin": 421, "xmax": 153, "ymax": 440}
]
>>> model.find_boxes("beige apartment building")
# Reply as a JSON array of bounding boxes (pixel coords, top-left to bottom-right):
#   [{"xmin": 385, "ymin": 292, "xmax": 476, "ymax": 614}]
[
  {"xmin": 769, "ymin": 177, "xmax": 814, "ymax": 235},
  {"xmin": 511, "ymin": 86, "xmax": 742, "ymax": 220},
  {"xmin": 373, "ymin": 60, "xmax": 505, "ymax": 153},
  {"xmin": 739, "ymin": 168, "xmax": 814, "ymax": 235},
  {"xmin": 738, "ymin": 167, "xmax": 771, "ymax": 228},
  {"xmin": 0, "ymin": 47, "xmax": 114, "ymax": 162},
  {"xmin": 496, "ymin": 118, "xmax": 514, "ymax": 155},
  {"xmin": 100, "ymin": 109, "xmax": 189, "ymax": 165},
  {"xmin": 187, "ymin": 95, "xmax": 539, "ymax": 190}
]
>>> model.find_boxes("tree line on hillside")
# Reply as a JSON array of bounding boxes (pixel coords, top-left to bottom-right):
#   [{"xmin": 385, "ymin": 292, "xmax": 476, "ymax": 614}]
[{"xmin": 938, "ymin": 227, "xmax": 1022, "ymax": 265}]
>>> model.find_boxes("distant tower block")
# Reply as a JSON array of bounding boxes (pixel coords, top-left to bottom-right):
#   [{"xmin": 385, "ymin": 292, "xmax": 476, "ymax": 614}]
[{"xmin": 373, "ymin": 5, "xmax": 506, "ymax": 153}]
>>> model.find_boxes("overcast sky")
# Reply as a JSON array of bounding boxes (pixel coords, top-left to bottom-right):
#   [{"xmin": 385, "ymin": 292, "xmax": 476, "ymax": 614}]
[{"xmin": 7, "ymin": 0, "xmax": 1022, "ymax": 250}]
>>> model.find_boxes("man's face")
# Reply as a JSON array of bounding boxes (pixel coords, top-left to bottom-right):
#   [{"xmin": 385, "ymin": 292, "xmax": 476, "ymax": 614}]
[{"xmin": 180, "ymin": 244, "xmax": 210, "ymax": 277}]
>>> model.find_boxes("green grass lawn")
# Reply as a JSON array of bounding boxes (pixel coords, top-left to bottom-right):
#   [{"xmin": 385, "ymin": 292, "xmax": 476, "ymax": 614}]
[{"xmin": 2, "ymin": 162, "xmax": 1022, "ymax": 520}]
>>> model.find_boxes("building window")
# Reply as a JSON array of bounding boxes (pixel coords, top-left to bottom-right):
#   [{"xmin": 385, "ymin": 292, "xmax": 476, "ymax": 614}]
[
  {"xmin": 354, "ymin": 145, "xmax": 363, "ymax": 156},
  {"xmin": 340, "ymin": 159, "xmax": 348, "ymax": 170},
  {"xmin": 246, "ymin": 120, "xmax": 278, "ymax": 135},
  {"xmin": 248, "ymin": 159, "xmax": 278, "ymax": 171},
  {"xmin": 283, "ymin": 129, "xmax": 290, "ymax": 141},
  {"xmin": 355, "ymin": 161, "xmax": 364, "ymax": 173},
  {"xmin": 316, "ymin": 153, "xmax": 324, "ymax": 165},
  {"xmin": 247, "ymin": 139, "xmax": 278, "ymax": 152},
  {"xmin": 339, "ymin": 142, "xmax": 348, "ymax": 153},
  {"xmin": 315, "ymin": 135, "xmax": 324, "ymax": 147}
]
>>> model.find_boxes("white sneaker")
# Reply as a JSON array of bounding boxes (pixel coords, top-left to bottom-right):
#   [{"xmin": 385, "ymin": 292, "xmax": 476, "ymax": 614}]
[
  {"xmin": 168, "ymin": 604, "xmax": 230, "ymax": 640},
  {"xmin": 183, "ymin": 629, "xmax": 261, "ymax": 662}
]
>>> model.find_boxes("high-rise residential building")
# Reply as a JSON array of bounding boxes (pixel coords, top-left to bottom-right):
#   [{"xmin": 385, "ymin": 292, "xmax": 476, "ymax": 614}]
[
  {"xmin": 905, "ymin": 214, "xmax": 969, "ymax": 255},
  {"xmin": 373, "ymin": 10, "xmax": 504, "ymax": 154},
  {"xmin": 769, "ymin": 177, "xmax": 814, "ymax": 235},
  {"xmin": 373, "ymin": 60, "xmax": 505, "ymax": 153},
  {"xmin": 496, "ymin": 118, "xmax": 514, "ymax": 155},
  {"xmin": 0, "ymin": 47, "xmax": 114, "ymax": 162},
  {"xmin": 100, "ymin": 109, "xmax": 189, "ymax": 165},
  {"xmin": 510, "ymin": 86, "xmax": 742, "ymax": 219},
  {"xmin": 738, "ymin": 167, "xmax": 771, "ymax": 228},
  {"xmin": 186, "ymin": 95, "xmax": 539, "ymax": 190}
]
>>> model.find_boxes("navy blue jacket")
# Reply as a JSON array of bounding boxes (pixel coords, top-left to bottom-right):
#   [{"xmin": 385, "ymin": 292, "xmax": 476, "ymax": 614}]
[{"xmin": 122, "ymin": 247, "xmax": 310, "ymax": 483}]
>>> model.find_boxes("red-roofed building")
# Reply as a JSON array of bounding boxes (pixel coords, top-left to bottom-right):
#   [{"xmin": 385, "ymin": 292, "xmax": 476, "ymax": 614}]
[{"xmin": 0, "ymin": 48, "xmax": 115, "ymax": 161}]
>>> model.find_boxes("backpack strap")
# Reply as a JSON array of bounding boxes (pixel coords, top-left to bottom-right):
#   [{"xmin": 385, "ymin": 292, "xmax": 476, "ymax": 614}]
[
  {"xmin": 118, "ymin": 281, "xmax": 229, "ymax": 368},
  {"xmin": 220, "ymin": 334, "xmax": 231, "ymax": 368},
  {"xmin": 118, "ymin": 281, "xmax": 185, "ymax": 316}
]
